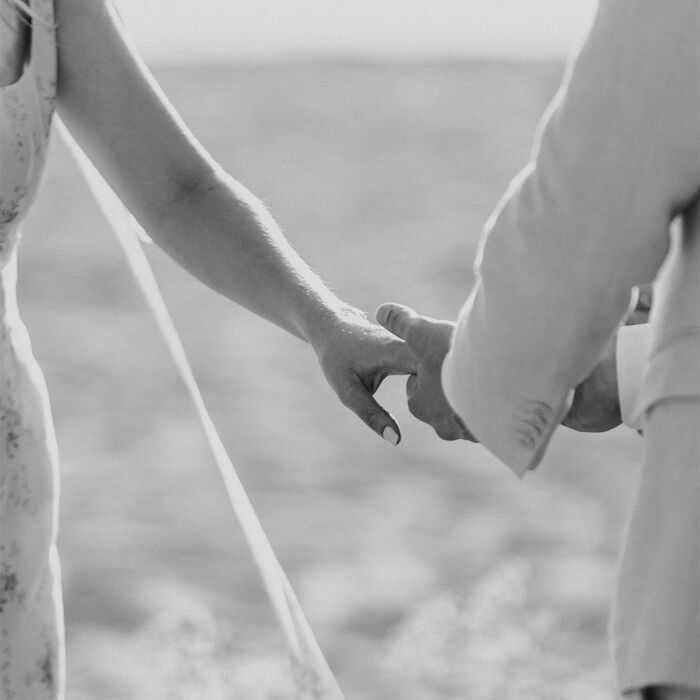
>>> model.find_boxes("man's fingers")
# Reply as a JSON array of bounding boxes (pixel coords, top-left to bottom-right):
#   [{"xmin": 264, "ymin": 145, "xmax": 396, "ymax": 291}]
[
  {"xmin": 382, "ymin": 339, "xmax": 419, "ymax": 375},
  {"xmin": 339, "ymin": 381, "xmax": 402, "ymax": 445},
  {"xmin": 377, "ymin": 303, "xmax": 453, "ymax": 360},
  {"xmin": 375, "ymin": 303, "xmax": 421, "ymax": 343}
]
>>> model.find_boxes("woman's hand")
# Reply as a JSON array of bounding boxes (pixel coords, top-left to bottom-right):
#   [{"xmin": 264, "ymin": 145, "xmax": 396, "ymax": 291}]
[{"xmin": 309, "ymin": 307, "xmax": 418, "ymax": 444}]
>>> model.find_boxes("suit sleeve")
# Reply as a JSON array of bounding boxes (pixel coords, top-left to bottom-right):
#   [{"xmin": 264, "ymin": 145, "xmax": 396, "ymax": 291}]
[{"xmin": 441, "ymin": 0, "xmax": 700, "ymax": 475}]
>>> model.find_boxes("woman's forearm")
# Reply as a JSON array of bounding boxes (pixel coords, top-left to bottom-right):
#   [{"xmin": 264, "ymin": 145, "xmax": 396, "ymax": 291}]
[
  {"xmin": 55, "ymin": 0, "xmax": 355, "ymax": 346},
  {"xmin": 147, "ymin": 167, "xmax": 354, "ymax": 344}
]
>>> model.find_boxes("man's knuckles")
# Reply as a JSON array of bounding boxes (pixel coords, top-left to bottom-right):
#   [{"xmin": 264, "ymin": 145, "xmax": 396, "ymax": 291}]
[{"xmin": 377, "ymin": 304, "xmax": 417, "ymax": 341}]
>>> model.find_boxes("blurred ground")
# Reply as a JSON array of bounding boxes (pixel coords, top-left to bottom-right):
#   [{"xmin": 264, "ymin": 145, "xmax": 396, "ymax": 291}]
[{"xmin": 18, "ymin": 61, "xmax": 642, "ymax": 699}]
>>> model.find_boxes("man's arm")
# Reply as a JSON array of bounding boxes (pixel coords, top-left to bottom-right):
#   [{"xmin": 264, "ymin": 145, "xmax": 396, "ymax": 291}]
[{"xmin": 442, "ymin": 0, "xmax": 700, "ymax": 474}]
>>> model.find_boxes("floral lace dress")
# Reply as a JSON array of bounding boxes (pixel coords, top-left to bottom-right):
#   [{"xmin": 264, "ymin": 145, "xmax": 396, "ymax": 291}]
[{"xmin": 0, "ymin": 0, "xmax": 63, "ymax": 697}]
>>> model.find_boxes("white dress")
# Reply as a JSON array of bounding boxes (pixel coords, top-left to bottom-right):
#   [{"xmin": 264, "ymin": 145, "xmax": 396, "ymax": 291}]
[{"xmin": 0, "ymin": 0, "xmax": 64, "ymax": 697}]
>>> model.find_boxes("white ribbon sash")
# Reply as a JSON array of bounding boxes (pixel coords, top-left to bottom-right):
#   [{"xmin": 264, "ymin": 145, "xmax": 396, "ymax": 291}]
[{"xmin": 58, "ymin": 119, "xmax": 346, "ymax": 700}]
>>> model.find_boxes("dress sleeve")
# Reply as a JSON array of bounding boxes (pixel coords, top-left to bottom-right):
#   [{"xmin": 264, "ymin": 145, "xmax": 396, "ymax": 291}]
[{"xmin": 441, "ymin": 0, "xmax": 700, "ymax": 476}]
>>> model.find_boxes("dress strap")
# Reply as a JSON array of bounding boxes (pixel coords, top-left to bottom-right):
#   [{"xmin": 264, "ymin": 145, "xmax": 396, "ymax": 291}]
[{"xmin": 24, "ymin": 0, "xmax": 57, "ymax": 137}]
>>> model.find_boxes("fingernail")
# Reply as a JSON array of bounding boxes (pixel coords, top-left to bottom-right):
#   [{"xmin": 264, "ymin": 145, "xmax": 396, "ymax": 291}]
[{"xmin": 382, "ymin": 427, "xmax": 400, "ymax": 446}]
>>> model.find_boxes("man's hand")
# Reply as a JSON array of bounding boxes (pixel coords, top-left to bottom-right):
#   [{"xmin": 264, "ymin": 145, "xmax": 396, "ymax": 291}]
[
  {"xmin": 562, "ymin": 336, "xmax": 621, "ymax": 432},
  {"xmin": 311, "ymin": 308, "xmax": 418, "ymax": 445},
  {"xmin": 376, "ymin": 303, "xmax": 475, "ymax": 441}
]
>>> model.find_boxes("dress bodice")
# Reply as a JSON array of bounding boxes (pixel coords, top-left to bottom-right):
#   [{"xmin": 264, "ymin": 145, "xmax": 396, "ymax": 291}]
[{"xmin": 0, "ymin": 0, "xmax": 57, "ymax": 272}]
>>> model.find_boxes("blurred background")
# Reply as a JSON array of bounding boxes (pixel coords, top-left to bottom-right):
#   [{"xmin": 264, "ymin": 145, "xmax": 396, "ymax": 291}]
[{"xmin": 17, "ymin": 1, "xmax": 649, "ymax": 697}]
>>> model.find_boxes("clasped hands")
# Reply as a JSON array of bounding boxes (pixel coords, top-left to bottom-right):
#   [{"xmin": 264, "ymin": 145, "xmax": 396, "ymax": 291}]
[
  {"xmin": 316, "ymin": 300, "xmax": 624, "ymax": 445},
  {"xmin": 311, "ymin": 302, "xmax": 472, "ymax": 445}
]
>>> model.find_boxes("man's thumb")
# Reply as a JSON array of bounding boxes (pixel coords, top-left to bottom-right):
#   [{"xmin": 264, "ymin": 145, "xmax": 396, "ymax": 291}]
[{"xmin": 376, "ymin": 303, "xmax": 420, "ymax": 342}]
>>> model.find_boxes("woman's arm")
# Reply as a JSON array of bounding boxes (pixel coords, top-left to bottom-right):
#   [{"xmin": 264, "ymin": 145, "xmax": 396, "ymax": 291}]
[
  {"xmin": 55, "ymin": 0, "xmax": 415, "ymax": 442},
  {"xmin": 55, "ymin": 0, "xmax": 341, "ymax": 341}
]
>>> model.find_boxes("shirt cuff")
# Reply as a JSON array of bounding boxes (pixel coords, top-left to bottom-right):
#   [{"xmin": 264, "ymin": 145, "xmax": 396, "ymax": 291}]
[{"xmin": 616, "ymin": 324, "xmax": 651, "ymax": 431}]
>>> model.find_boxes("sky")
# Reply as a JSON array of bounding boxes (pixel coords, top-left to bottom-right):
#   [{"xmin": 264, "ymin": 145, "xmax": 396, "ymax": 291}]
[{"xmin": 113, "ymin": 0, "xmax": 598, "ymax": 66}]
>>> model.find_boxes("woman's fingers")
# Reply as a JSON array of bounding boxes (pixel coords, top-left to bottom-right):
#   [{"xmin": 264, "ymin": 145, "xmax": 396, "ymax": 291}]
[{"xmin": 337, "ymin": 378, "xmax": 402, "ymax": 445}]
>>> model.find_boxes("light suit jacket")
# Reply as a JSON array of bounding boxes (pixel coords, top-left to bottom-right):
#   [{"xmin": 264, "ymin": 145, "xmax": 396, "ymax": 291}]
[{"xmin": 442, "ymin": 0, "xmax": 700, "ymax": 476}]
